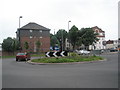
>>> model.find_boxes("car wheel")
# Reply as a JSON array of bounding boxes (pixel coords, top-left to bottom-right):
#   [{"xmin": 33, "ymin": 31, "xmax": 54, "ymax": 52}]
[
  {"xmin": 25, "ymin": 58, "xmax": 28, "ymax": 61},
  {"xmin": 16, "ymin": 59, "xmax": 20, "ymax": 62},
  {"xmin": 18, "ymin": 59, "xmax": 20, "ymax": 62},
  {"xmin": 16, "ymin": 59, "xmax": 18, "ymax": 61}
]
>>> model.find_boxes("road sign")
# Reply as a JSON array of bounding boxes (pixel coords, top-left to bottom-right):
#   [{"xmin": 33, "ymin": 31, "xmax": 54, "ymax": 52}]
[{"xmin": 45, "ymin": 51, "xmax": 68, "ymax": 57}]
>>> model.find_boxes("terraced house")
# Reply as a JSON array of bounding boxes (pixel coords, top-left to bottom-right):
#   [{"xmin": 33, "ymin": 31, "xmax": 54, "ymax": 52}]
[{"xmin": 16, "ymin": 22, "xmax": 50, "ymax": 52}]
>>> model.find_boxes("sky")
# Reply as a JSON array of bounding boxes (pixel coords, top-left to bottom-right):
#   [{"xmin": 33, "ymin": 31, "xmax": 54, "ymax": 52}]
[{"xmin": 0, "ymin": 0, "xmax": 119, "ymax": 43}]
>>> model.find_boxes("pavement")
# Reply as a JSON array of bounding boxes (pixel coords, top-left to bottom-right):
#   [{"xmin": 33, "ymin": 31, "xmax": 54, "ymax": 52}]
[{"xmin": 2, "ymin": 53, "xmax": 118, "ymax": 88}]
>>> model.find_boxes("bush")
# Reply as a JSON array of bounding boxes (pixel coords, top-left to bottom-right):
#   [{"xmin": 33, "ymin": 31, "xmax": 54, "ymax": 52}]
[{"xmin": 70, "ymin": 52, "xmax": 79, "ymax": 57}]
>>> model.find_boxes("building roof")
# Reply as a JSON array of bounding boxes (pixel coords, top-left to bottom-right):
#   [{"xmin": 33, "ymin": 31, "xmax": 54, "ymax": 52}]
[
  {"xmin": 92, "ymin": 26, "xmax": 105, "ymax": 33},
  {"xmin": 20, "ymin": 22, "xmax": 50, "ymax": 30},
  {"xmin": 106, "ymin": 40, "xmax": 114, "ymax": 44}
]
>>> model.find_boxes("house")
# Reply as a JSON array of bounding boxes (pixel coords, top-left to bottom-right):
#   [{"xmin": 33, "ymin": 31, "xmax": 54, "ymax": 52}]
[
  {"xmin": 65, "ymin": 38, "xmax": 73, "ymax": 51},
  {"xmin": 65, "ymin": 26, "xmax": 106, "ymax": 50},
  {"xmin": 16, "ymin": 22, "xmax": 50, "ymax": 52},
  {"xmin": 106, "ymin": 40, "xmax": 118, "ymax": 49},
  {"xmin": 89, "ymin": 26, "xmax": 106, "ymax": 50}
]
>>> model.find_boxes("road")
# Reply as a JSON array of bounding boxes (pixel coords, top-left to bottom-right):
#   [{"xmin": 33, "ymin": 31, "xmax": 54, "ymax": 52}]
[{"xmin": 2, "ymin": 53, "xmax": 118, "ymax": 88}]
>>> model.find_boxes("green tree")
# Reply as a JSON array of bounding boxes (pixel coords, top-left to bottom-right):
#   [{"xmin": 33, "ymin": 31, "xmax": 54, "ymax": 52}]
[
  {"xmin": 13, "ymin": 38, "xmax": 20, "ymax": 51},
  {"xmin": 80, "ymin": 28, "xmax": 99, "ymax": 50},
  {"xmin": 55, "ymin": 29, "xmax": 68, "ymax": 50},
  {"xmin": 36, "ymin": 40, "xmax": 41, "ymax": 52},
  {"xmin": 24, "ymin": 42, "xmax": 29, "ymax": 51},
  {"xmin": 50, "ymin": 35, "xmax": 60, "ymax": 48},
  {"xmin": 2, "ymin": 37, "xmax": 19, "ymax": 52},
  {"xmin": 69, "ymin": 25, "xmax": 79, "ymax": 50}
]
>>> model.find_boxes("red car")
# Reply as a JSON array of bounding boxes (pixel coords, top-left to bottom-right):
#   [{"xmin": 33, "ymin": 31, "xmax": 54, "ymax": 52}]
[{"xmin": 16, "ymin": 53, "xmax": 31, "ymax": 61}]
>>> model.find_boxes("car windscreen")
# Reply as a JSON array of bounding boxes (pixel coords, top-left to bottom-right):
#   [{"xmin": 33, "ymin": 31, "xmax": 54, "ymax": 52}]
[{"xmin": 17, "ymin": 53, "xmax": 25, "ymax": 55}]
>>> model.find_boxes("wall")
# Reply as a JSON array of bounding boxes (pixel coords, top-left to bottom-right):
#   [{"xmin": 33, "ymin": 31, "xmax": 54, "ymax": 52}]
[{"xmin": 20, "ymin": 37, "xmax": 50, "ymax": 52}]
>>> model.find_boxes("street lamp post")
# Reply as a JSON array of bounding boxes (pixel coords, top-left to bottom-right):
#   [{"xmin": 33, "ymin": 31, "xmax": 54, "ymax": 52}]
[
  {"xmin": 18, "ymin": 16, "xmax": 22, "ymax": 52},
  {"xmin": 68, "ymin": 20, "xmax": 71, "ymax": 51},
  {"xmin": 62, "ymin": 29, "xmax": 63, "ymax": 51},
  {"xmin": 19, "ymin": 16, "xmax": 22, "ymax": 28}
]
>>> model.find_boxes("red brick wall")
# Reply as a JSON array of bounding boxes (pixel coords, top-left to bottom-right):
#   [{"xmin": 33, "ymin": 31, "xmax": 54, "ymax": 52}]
[{"xmin": 20, "ymin": 36, "xmax": 50, "ymax": 52}]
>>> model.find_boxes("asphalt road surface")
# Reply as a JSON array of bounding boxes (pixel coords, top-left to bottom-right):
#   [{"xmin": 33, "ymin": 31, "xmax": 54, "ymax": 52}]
[{"xmin": 2, "ymin": 53, "xmax": 118, "ymax": 88}]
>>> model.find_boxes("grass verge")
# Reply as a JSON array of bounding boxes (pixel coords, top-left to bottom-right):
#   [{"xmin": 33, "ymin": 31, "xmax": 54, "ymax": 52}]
[
  {"xmin": 2, "ymin": 56, "xmax": 15, "ymax": 58},
  {"xmin": 31, "ymin": 55, "xmax": 103, "ymax": 63}
]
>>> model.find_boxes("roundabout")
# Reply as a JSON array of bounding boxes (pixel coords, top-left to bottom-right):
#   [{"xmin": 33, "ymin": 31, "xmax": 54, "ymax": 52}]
[{"xmin": 2, "ymin": 53, "xmax": 118, "ymax": 88}]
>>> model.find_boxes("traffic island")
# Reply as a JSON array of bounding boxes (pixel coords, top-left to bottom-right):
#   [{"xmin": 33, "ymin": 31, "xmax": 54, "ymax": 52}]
[{"xmin": 27, "ymin": 55, "xmax": 106, "ymax": 65}]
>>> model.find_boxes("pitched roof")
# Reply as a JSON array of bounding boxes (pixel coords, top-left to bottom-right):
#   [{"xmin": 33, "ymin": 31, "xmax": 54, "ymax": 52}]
[
  {"xmin": 20, "ymin": 22, "xmax": 50, "ymax": 30},
  {"xmin": 106, "ymin": 40, "xmax": 114, "ymax": 44},
  {"xmin": 92, "ymin": 26, "xmax": 105, "ymax": 33}
]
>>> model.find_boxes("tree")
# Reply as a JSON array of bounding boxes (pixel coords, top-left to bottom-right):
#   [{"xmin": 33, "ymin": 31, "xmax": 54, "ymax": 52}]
[
  {"xmin": 69, "ymin": 25, "xmax": 79, "ymax": 50},
  {"xmin": 36, "ymin": 40, "xmax": 41, "ymax": 52},
  {"xmin": 24, "ymin": 42, "xmax": 29, "ymax": 51},
  {"xmin": 13, "ymin": 38, "xmax": 20, "ymax": 51},
  {"xmin": 75, "ymin": 30, "xmax": 83, "ymax": 48},
  {"xmin": 2, "ymin": 37, "xmax": 19, "ymax": 52},
  {"xmin": 55, "ymin": 29, "xmax": 68, "ymax": 51},
  {"xmin": 80, "ymin": 28, "xmax": 99, "ymax": 50},
  {"xmin": 50, "ymin": 34, "xmax": 60, "ymax": 48}
]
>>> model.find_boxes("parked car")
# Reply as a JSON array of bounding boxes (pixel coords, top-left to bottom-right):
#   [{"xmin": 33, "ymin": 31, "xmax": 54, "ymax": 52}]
[
  {"xmin": 75, "ymin": 50, "xmax": 90, "ymax": 55},
  {"xmin": 101, "ymin": 49, "xmax": 104, "ymax": 53},
  {"xmin": 110, "ymin": 48, "xmax": 118, "ymax": 52},
  {"xmin": 16, "ymin": 53, "xmax": 31, "ymax": 61}
]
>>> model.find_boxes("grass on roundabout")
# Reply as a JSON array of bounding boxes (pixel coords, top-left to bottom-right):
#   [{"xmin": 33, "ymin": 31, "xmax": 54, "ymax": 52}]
[{"xmin": 31, "ymin": 53, "xmax": 103, "ymax": 63}]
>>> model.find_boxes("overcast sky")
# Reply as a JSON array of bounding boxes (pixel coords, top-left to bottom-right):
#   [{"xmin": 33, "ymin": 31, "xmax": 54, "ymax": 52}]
[{"xmin": 0, "ymin": 0, "xmax": 119, "ymax": 43}]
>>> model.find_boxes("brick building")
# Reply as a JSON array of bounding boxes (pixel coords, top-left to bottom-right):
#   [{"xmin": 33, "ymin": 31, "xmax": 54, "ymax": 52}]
[{"xmin": 16, "ymin": 22, "xmax": 50, "ymax": 52}]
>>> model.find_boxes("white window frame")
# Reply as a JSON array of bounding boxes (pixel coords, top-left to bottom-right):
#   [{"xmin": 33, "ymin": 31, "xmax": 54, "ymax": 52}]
[
  {"xmin": 30, "ymin": 30, "xmax": 33, "ymax": 33},
  {"xmin": 39, "ymin": 30, "xmax": 42, "ymax": 33},
  {"xmin": 40, "ymin": 36, "xmax": 43, "ymax": 38},
  {"xmin": 30, "ymin": 36, "xmax": 33, "ymax": 39}
]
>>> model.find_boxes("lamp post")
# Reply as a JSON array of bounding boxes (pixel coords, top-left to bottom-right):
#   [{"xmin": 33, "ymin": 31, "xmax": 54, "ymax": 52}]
[
  {"xmin": 61, "ymin": 29, "xmax": 63, "ymax": 51},
  {"xmin": 18, "ymin": 16, "xmax": 22, "ymax": 52},
  {"xmin": 19, "ymin": 16, "xmax": 22, "ymax": 28},
  {"xmin": 68, "ymin": 20, "xmax": 71, "ymax": 51}
]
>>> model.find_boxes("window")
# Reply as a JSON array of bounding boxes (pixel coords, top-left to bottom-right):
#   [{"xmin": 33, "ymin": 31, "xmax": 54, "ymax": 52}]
[
  {"xmin": 103, "ymin": 33, "xmax": 105, "ymax": 36},
  {"xmin": 39, "ymin": 30, "xmax": 42, "ymax": 33},
  {"xmin": 100, "ymin": 33, "xmax": 103, "ymax": 36},
  {"xmin": 30, "ymin": 30, "xmax": 33, "ymax": 32},
  {"xmin": 41, "ymin": 42, "xmax": 42, "ymax": 45},
  {"xmin": 30, "ymin": 36, "xmax": 33, "ymax": 39},
  {"xmin": 40, "ymin": 36, "xmax": 42, "ymax": 38},
  {"xmin": 67, "ymin": 44, "xmax": 69, "ymax": 47},
  {"xmin": 67, "ymin": 39, "xmax": 69, "ymax": 42},
  {"xmin": 95, "ymin": 29, "xmax": 99, "ymax": 33}
]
